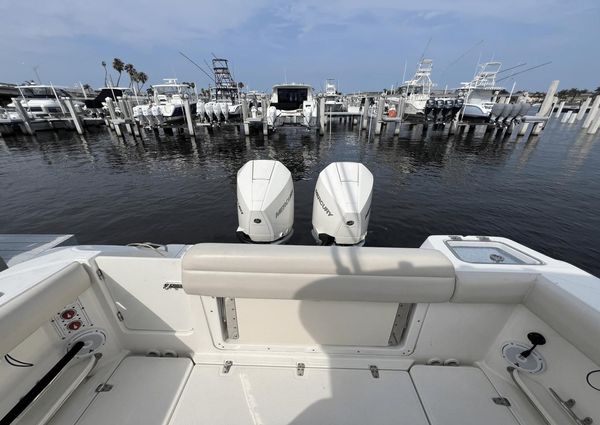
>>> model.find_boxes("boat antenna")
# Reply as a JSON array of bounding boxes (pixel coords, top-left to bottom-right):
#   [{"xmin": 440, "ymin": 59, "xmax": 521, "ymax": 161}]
[
  {"xmin": 178, "ymin": 51, "xmax": 215, "ymax": 83},
  {"xmin": 497, "ymin": 61, "xmax": 552, "ymax": 82}
]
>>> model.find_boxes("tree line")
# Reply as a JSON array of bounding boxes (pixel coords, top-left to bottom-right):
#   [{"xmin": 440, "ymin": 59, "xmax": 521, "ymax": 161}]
[{"xmin": 100, "ymin": 58, "xmax": 148, "ymax": 93}]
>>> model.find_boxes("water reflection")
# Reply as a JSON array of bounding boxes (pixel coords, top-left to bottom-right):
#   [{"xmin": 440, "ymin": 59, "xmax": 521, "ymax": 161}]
[{"xmin": 1, "ymin": 119, "xmax": 599, "ymax": 275}]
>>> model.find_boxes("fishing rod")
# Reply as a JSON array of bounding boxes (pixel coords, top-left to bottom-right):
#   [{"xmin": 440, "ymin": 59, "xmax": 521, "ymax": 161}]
[
  {"xmin": 418, "ymin": 37, "xmax": 432, "ymax": 62},
  {"xmin": 497, "ymin": 61, "xmax": 552, "ymax": 82},
  {"xmin": 497, "ymin": 62, "xmax": 527, "ymax": 75},
  {"xmin": 178, "ymin": 51, "xmax": 215, "ymax": 83},
  {"xmin": 440, "ymin": 40, "xmax": 484, "ymax": 73}
]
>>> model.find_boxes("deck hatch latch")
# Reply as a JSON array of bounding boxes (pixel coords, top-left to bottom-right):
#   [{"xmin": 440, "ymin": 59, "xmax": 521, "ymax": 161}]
[
  {"xmin": 95, "ymin": 383, "xmax": 113, "ymax": 393},
  {"xmin": 297, "ymin": 363, "xmax": 305, "ymax": 376},
  {"xmin": 370, "ymin": 365, "xmax": 379, "ymax": 379},
  {"xmin": 492, "ymin": 397, "xmax": 511, "ymax": 406},
  {"xmin": 222, "ymin": 360, "xmax": 233, "ymax": 374}
]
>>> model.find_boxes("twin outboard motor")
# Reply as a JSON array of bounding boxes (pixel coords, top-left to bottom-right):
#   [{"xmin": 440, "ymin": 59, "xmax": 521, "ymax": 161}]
[
  {"xmin": 236, "ymin": 160, "xmax": 294, "ymax": 244},
  {"xmin": 311, "ymin": 162, "xmax": 374, "ymax": 246}
]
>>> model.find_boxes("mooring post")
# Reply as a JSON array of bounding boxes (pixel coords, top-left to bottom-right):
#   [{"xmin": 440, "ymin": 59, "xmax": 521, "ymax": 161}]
[
  {"xmin": 531, "ymin": 80, "xmax": 559, "ymax": 135},
  {"xmin": 105, "ymin": 97, "xmax": 122, "ymax": 137},
  {"xmin": 393, "ymin": 98, "xmax": 404, "ymax": 135},
  {"xmin": 11, "ymin": 98, "xmax": 35, "ymax": 135},
  {"xmin": 568, "ymin": 111, "xmax": 577, "ymax": 124},
  {"xmin": 63, "ymin": 97, "xmax": 84, "ymax": 135},
  {"xmin": 374, "ymin": 94, "xmax": 385, "ymax": 135},
  {"xmin": 555, "ymin": 101, "xmax": 565, "ymax": 118},
  {"xmin": 183, "ymin": 96, "xmax": 195, "ymax": 137},
  {"xmin": 241, "ymin": 95, "xmax": 249, "ymax": 135},
  {"xmin": 260, "ymin": 95, "xmax": 268, "ymax": 136},
  {"xmin": 576, "ymin": 97, "xmax": 591, "ymax": 121},
  {"xmin": 561, "ymin": 110, "xmax": 573, "ymax": 123},
  {"xmin": 117, "ymin": 98, "xmax": 133, "ymax": 135},
  {"xmin": 583, "ymin": 96, "xmax": 600, "ymax": 129},
  {"xmin": 361, "ymin": 97, "xmax": 370, "ymax": 130},
  {"xmin": 587, "ymin": 110, "xmax": 600, "ymax": 135},
  {"xmin": 319, "ymin": 95, "xmax": 326, "ymax": 136}
]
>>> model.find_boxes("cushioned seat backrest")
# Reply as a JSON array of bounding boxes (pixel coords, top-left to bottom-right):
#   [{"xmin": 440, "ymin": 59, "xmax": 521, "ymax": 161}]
[{"xmin": 182, "ymin": 244, "xmax": 455, "ymax": 303}]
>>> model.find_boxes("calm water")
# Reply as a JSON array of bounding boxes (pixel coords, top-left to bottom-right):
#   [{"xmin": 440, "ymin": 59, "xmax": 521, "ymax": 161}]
[{"xmin": 1, "ymin": 119, "xmax": 599, "ymax": 276}]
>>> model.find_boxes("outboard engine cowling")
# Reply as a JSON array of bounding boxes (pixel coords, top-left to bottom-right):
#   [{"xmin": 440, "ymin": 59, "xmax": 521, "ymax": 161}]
[
  {"xmin": 236, "ymin": 160, "xmax": 294, "ymax": 244},
  {"xmin": 311, "ymin": 162, "xmax": 374, "ymax": 246}
]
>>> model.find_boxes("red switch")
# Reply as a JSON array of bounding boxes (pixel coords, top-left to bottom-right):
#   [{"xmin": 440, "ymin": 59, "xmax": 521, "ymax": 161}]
[
  {"xmin": 61, "ymin": 309, "xmax": 76, "ymax": 320},
  {"xmin": 67, "ymin": 320, "xmax": 82, "ymax": 331}
]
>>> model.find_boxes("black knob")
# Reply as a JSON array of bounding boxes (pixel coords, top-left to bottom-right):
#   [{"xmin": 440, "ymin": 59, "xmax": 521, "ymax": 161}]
[{"xmin": 520, "ymin": 332, "xmax": 546, "ymax": 359}]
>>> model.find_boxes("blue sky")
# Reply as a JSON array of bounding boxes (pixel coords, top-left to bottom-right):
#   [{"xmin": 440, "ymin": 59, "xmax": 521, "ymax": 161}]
[{"xmin": 1, "ymin": 0, "xmax": 598, "ymax": 92}]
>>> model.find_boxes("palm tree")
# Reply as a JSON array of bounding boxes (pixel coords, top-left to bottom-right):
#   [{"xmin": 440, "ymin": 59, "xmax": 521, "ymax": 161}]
[
  {"xmin": 136, "ymin": 72, "xmax": 148, "ymax": 91},
  {"xmin": 112, "ymin": 58, "xmax": 125, "ymax": 86},
  {"xmin": 101, "ymin": 61, "xmax": 108, "ymax": 86},
  {"xmin": 124, "ymin": 63, "xmax": 136, "ymax": 88}
]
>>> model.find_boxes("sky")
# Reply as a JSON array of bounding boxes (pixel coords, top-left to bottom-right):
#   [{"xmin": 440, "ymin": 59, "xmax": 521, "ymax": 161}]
[{"xmin": 0, "ymin": 0, "xmax": 598, "ymax": 93}]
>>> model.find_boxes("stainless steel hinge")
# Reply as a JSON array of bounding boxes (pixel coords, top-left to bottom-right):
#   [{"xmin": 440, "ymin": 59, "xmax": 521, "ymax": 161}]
[
  {"xmin": 492, "ymin": 397, "xmax": 511, "ymax": 406},
  {"xmin": 96, "ymin": 269, "xmax": 104, "ymax": 280},
  {"xmin": 370, "ymin": 365, "xmax": 379, "ymax": 379},
  {"xmin": 95, "ymin": 383, "xmax": 113, "ymax": 393},
  {"xmin": 163, "ymin": 282, "xmax": 183, "ymax": 290},
  {"xmin": 222, "ymin": 360, "xmax": 233, "ymax": 374},
  {"xmin": 297, "ymin": 363, "xmax": 305, "ymax": 376},
  {"xmin": 116, "ymin": 311, "xmax": 124, "ymax": 322}
]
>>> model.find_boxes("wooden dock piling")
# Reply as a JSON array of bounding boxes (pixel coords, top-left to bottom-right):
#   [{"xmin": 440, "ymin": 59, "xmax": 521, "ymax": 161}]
[
  {"xmin": 561, "ymin": 111, "xmax": 573, "ymax": 123},
  {"xmin": 260, "ymin": 95, "xmax": 268, "ymax": 136},
  {"xmin": 554, "ymin": 101, "xmax": 565, "ymax": 118},
  {"xmin": 374, "ymin": 94, "xmax": 385, "ymax": 135},
  {"xmin": 11, "ymin": 98, "xmax": 35, "ymax": 135},
  {"xmin": 318, "ymin": 96, "xmax": 326, "ymax": 136},
  {"xmin": 63, "ymin": 97, "xmax": 84, "ymax": 135},
  {"xmin": 183, "ymin": 96, "xmax": 195, "ymax": 137},
  {"xmin": 583, "ymin": 96, "xmax": 600, "ymax": 129},
  {"xmin": 576, "ymin": 97, "xmax": 592, "ymax": 121},
  {"xmin": 532, "ymin": 80, "xmax": 559, "ymax": 135}
]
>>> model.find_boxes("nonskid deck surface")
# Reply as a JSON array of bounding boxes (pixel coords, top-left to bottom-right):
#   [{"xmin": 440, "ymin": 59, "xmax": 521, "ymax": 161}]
[{"xmin": 59, "ymin": 356, "xmax": 520, "ymax": 425}]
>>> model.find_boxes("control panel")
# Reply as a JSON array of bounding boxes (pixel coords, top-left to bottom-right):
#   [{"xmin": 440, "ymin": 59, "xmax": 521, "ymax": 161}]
[{"xmin": 51, "ymin": 298, "xmax": 93, "ymax": 339}]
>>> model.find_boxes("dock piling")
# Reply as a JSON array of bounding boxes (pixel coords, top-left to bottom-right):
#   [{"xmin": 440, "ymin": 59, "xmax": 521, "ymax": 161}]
[
  {"xmin": 583, "ymin": 96, "xmax": 600, "ymax": 129},
  {"xmin": 554, "ymin": 101, "xmax": 565, "ymax": 118},
  {"xmin": 11, "ymin": 98, "xmax": 35, "ymax": 135},
  {"xmin": 63, "ymin": 97, "xmax": 84, "ymax": 135},
  {"xmin": 576, "ymin": 98, "xmax": 592, "ymax": 121},
  {"xmin": 183, "ymin": 96, "xmax": 195, "ymax": 137},
  {"xmin": 374, "ymin": 94, "xmax": 385, "ymax": 135}
]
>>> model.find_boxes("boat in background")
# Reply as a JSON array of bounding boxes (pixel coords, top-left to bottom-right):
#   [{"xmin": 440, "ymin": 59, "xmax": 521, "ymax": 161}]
[
  {"xmin": 399, "ymin": 58, "xmax": 436, "ymax": 116},
  {"xmin": 269, "ymin": 83, "xmax": 317, "ymax": 127},
  {"xmin": 323, "ymin": 79, "xmax": 345, "ymax": 112},
  {"xmin": 133, "ymin": 79, "xmax": 196, "ymax": 125},
  {"xmin": 6, "ymin": 84, "xmax": 84, "ymax": 118},
  {"xmin": 458, "ymin": 61, "xmax": 504, "ymax": 119}
]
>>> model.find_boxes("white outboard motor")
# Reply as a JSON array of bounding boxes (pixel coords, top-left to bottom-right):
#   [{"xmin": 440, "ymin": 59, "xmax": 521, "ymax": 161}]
[
  {"xmin": 311, "ymin": 162, "xmax": 374, "ymax": 246},
  {"xmin": 236, "ymin": 160, "xmax": 294, "ymax": 244}
]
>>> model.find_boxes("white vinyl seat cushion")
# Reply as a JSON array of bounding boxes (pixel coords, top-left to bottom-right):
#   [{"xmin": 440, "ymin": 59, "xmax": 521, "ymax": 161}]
[{"xmin": 182, "ymin": 243, "xmax": 456, "ymax": 302}]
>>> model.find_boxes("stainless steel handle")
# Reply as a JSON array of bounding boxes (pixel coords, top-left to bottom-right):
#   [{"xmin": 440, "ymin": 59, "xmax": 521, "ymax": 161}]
[
  {"xmin": 548, "ymin": 387, "xmax": 593, "ymax": 425},
  {"xmin": 508, "ymin": 367, "xmax": 594, "ymax": 425}
]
